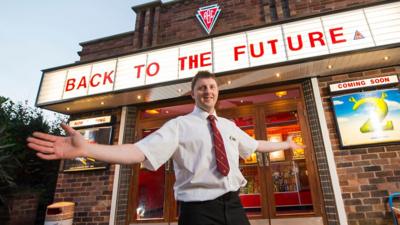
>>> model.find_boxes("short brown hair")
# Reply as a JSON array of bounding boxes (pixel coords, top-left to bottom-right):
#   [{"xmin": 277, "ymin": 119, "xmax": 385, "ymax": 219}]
[{"xmin": 191, "ymin": 71, "xmax": 216, "ymax": 90}]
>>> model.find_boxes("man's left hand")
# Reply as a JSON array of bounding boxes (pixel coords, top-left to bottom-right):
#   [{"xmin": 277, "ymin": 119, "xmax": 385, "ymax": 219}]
[{"xmin": 286, "ymin": 135, "xmax": 306, "ymax": 150}]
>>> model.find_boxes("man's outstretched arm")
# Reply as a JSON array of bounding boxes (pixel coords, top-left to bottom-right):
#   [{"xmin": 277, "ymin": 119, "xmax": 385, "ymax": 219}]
[
  {"xmin": 256, "ymin": 136, "xmax": 304, "ymax": 153},
  {"xmin": 27, "ymin": 123, "xmax": 145, "ymax": 165}
]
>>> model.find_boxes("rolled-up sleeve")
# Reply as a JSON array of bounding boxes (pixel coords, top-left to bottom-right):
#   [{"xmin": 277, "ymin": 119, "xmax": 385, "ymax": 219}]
[
  {"xmin": 135, "ymin": 119, "xmax": 179, "ymax": 171},
  {"xmin": 235, "ymin": 125, "xmax": 259, "ymax": 159}
]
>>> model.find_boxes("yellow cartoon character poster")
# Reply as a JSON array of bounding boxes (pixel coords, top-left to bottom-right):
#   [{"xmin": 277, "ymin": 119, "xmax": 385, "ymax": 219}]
[{"xmin": 332, "ymin": 88, "xmax": 400, "ymax": 147}]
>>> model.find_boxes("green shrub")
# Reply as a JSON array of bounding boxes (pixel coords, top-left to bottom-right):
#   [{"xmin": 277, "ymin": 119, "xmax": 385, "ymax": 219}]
[{"xmin": 0, "ymin": 96, "xmax": 67, "ymax": 224}]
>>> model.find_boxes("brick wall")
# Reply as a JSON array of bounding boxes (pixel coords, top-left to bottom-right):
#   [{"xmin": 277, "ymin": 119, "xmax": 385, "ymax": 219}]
[
  {"xmin": 318, "ymin": 67, "xmax": 400, "ymax": 225},
  {"xmin": 156, "ymin": 0, "xmax": 265, "ymax": 45},
  {"xmin": 5, "ymin": 192, "xmax": 39, "ymax": 225},
  {"xmin": 115, "ymin": 106, "xmax": 138, "ymax": 225},
  {"xmin": 155, "ymin": 0, "xmax": 384, "ymax": 46},
  {"xmin": 303, "ymin": 80, "xmax": 339, "ymax": 225},
  {"xmin": 78, "ymin": 32, "xmax": 135, "ymax": 62},
  {"xmin": 77, "ymin": 0, "xmax": 384, "ymax": 63},
  {"xmin": 53, "ymin": 108, "xmax": 122, "ymax": 225},
  {"xmin": 287, "ymin": 0, "xmax": 385, "ymax": 18},
  {"xmin": 65, "ymin": 1, "xmax": 396, "ymax": 225}
]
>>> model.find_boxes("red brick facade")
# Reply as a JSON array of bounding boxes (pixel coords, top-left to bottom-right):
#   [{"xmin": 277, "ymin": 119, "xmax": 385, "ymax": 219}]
[
  {"xmin": 5, "ymin": 192, "xmax": 39, "ymax": 225},
  {"xmin": 77, "ymin": 0, "xmax": 383, "ymax": 63},
  {"xmin": 318, "ymin": 67, "xmax": 400, "ymax": 225},
  {"xmin": 52, "ymin": 108, "xmax": 122, "ymax": 225},
  {"xmin": 49, "ymin": 1, "xmax": 397, "ymax": 225}
]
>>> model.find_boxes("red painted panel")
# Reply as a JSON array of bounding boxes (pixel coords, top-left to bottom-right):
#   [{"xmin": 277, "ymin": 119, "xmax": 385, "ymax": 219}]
[{"xmin": 240, "ymin": 194, "xmax": 261, "ymax": 208}]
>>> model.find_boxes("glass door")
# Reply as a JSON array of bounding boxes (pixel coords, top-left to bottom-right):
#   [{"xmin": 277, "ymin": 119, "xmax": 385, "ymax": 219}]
[
  {"xmin": 218, "ymin": 104, "xmax": 268, "ymax": 219},
  {"xmin": 234, "ymin": 114, "xmax": 265, "ymax": 218},
  {"xmin": 263, "ymin": 106, "xmax": 314, "ymax": 216},
  {"xmin": 218, "ymin": 86, "xmax": 322, "ymax": 224},
  {"xmin": 128, "ymin": 85, "xmax": 323, "ymax": 224},
  {"xmin": 130, "ymin": 124, "xmax": 170, "ymax": 223},
  {"xmin": 129, "ymin": 103, "xmax": 194, "ymax": 224},
  {"xmin": 260, "ymin": 99, "xmax": 322, "ymax": 224}
]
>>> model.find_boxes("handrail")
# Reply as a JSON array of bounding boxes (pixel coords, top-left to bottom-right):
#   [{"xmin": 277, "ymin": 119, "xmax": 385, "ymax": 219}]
[{"xmin": 389, "ymin": 192, "xmax": 400, "ymax": 225}]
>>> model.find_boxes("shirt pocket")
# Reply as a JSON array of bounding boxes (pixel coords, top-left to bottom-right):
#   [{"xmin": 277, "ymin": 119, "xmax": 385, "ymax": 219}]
[{"xmin": 224, "ymin": 133, "xmax": 240, "ymax": 167}]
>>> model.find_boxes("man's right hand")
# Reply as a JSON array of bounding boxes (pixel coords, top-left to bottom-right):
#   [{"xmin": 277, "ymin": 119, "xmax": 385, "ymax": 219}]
[{"xmin": 27, "ymin": 123, "xmax": 88, "ymax": 160}]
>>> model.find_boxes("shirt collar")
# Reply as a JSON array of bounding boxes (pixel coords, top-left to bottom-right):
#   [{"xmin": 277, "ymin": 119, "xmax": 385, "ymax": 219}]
[{"xmin": 192, "ymin": 106, "xmax": 218, "ymax": 120}]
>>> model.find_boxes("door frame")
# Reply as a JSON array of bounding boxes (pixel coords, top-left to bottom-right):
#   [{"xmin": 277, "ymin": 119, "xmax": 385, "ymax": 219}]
[
  {"xmin": 127, "ymin": 118, "xmax": 175, "ymax": 224},
  {"xmin": 127, "ymin": 83, "xmax": 325, "ymax": 224},
  {"xmin": 217, "ymin": 84, "xmax": 324, "ymax": 220}
]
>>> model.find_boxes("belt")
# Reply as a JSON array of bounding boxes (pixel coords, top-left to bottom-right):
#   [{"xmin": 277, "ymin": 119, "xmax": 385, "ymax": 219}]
[
  {"xmin": 215, "ymin": 190, "xmax": 240, "ymax": 201},
  {"xmin": 179, "ymin": 190, "xmax": 240, "ymax": 204}
]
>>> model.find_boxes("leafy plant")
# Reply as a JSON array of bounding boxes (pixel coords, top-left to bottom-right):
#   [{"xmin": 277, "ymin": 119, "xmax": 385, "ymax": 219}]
[
  {"xmin": 0, "ymin": 123, "xmax": 19, "ymax": 207},
  {"xmin": 0, "ymin": 96, "xmax": 67, "ymax": 224}
]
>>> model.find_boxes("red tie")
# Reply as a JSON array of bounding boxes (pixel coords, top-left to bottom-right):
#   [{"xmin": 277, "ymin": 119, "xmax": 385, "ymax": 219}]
[{"xmin": 208, "ymin": 115, "xmax": 230, "ymax": 176}]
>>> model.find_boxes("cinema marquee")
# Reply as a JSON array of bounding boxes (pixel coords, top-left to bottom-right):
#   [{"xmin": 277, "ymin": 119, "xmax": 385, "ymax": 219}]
[{"xmin": 36, "ymin": 1, "xmax": 400, "ymax": 225}]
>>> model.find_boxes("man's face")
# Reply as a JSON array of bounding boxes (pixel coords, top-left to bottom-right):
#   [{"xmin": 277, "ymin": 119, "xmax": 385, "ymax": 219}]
[{"xmin": 191, "ymin": 77, "xmax": 219, "ymax": 113}]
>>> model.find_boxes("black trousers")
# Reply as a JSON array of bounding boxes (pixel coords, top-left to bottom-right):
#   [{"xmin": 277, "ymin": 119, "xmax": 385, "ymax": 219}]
[{"xmin": 178, "ymin": 191, "xmax": 250, "ymax": 225}]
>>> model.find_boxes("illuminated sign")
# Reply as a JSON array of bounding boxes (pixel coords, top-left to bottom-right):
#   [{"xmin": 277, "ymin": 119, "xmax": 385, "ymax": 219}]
[
  {"xmin": 69, "ymin": 116, "xmax": 112, "ymax": 128},
  {"xmin": 196, "ymin": 4, "xmax": 221, "ymax": 34},
  {"xmin": 332, "ymin": 88, "xmax": 400, "ymax": 147},
  {"xmin": 37, "ymin": 2, "xmax": 400, "ymax": 106},
  {"xmin": 329, "ymin": 75, "xmax": 399, "ymax": 93}
]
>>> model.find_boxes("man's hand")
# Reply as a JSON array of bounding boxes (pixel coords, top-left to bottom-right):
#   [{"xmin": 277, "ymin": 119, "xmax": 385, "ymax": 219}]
[
  {"xmin": 286, "ymin": 135, "xmax": 306, "ymax": 150},
  {"xmin": 257, "ymin": 135, "xmax": 306, "ymax": 153},
  {"xmin": 28, "ymin": 124, "xmax": 146, "ymax": 165},
  {"xmin": 27, "ymin": 124, "xmax": 87, "ymax": 160}
]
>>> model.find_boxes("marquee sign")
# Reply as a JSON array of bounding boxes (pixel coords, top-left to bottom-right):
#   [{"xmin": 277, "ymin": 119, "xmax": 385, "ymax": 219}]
[
  {"xmin": 330, "ymin": 75, "xmax": 399, "ymax": 93},
  {"xmin": 69, "ymin": 115, "xmax": 113, "ymax": 128},
  {"xmin": 37, "ymin": 2, "xmax": 400, "ymax": 106},
  {"xmin": 196, "ymin": 4, "xmax": 221, "ymax": 34}
]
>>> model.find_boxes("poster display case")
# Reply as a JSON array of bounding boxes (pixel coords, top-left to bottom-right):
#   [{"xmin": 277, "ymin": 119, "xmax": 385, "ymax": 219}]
[
  {"xmin": 63, "ymin": 116, "xmax": 113, "ymax": 172},
  {"xmin": 332, "ymin": 88, "xmax": 400, "ymax": 148}
]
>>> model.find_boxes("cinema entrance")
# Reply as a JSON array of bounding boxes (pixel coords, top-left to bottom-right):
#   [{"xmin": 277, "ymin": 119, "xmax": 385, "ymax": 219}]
[{"xmin": 128, "ymin": 83, "xmax": 325, "ymax": 225}]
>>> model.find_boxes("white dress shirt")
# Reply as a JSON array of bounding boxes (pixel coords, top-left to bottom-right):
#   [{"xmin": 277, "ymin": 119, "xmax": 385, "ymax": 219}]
[{"xmin": 135, "ymin": 106, "xmax": 259, "ymax": 202}]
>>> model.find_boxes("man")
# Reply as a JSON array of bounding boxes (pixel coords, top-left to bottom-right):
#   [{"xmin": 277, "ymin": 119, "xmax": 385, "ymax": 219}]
[{"xmin": 27, "ymin": 71, "xmax": 303, "ymax": 225}]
